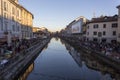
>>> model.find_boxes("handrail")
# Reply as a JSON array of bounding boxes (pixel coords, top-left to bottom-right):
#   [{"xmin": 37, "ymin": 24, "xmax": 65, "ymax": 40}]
[{"xmin": 0, "ymin": 39, "xmax": 49, "ymax": 79}]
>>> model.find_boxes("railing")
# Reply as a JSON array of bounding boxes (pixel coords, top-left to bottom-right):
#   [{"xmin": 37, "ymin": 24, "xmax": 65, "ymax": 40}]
[{"xmin": 0, "ymin": 39, "xmax": 50, "ymax": 80}]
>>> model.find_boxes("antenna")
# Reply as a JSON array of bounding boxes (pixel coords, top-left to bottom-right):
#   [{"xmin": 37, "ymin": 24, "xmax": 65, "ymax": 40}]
[{"xmin": 93, "ymin": 11, "xmax": 96, "ymax": 18}]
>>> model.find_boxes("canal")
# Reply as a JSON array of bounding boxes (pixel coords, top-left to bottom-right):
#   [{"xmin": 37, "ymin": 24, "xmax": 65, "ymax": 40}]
[{"xmin": 18, "ymin": 38, "xmax": 120, "ymax": 80}]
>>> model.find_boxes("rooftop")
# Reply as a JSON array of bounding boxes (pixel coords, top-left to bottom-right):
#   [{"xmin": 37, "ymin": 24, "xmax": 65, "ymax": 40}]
[
  {"xmin": 86, "ymin": 15, "xmax": 118, "ymax": 24},
  {"xmin": 117, "ymin": 5, "xmax": 120, "ymax": 8}
]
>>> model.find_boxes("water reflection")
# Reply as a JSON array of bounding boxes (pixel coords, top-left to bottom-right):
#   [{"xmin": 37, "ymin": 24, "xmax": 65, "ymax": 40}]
[
  {"xmin": 18, "ymin": 63, "xmax": 34, "ymax": 80},
  {"xmin": 55, "ymin": 37, "xmax": 59, "ymax": 41},
  {"xmin": 18, "ymin": 38, "xmax": 120, "ymax": 80},
  {"xmin": 61, "ymin": 39, "xmax": 120, "ymax": 80}
]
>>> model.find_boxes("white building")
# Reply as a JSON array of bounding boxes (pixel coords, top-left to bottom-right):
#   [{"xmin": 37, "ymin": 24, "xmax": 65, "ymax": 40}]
[
  {"xmin": 72, "ymin": 16, "xmax": 86, "ymax": 34},
  {"xmin": 86, "ymin": 15, "xmax": 118, "ymax": 43},
  {"xmin": 117, "ymin": 5, "xmax": 120, "ymax": 42}
]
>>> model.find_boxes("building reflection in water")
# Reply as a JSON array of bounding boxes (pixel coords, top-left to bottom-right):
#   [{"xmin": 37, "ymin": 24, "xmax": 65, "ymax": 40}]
[
  {"xmin": 18, "ymin": 38, "xmax": 120, "ymax": 80},
  {"xmin": 17, "ymin": 40, "xmax": 51, "ymax": 80},
  {"xmin": 55, "ymin": 37, "xmax": 59, "ymax": 41},
  {"xmin": 65, "ymin": 42, "xmax": 82, "ymax": 67},
  {"xmin": 61, "ymin": 39, "xmax": 120, "ymax": 80},
  {"xmin": 18, "ymin": 63, "xmax": 34, "ymax": 80}
]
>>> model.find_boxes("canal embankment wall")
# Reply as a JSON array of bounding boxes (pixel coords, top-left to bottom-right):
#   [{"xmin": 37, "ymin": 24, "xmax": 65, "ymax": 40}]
[
  {"xmin": 0, "ymin": 38, "xmax": 50, "ymax": 80},
  {"xmin": 60, "ymin": 36, "xmax": 120, "ymax": 73}
]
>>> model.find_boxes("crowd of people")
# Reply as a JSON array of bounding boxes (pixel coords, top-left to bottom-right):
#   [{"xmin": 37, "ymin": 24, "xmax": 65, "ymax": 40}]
[
  {"xmin": 81, "ymin": 40, "xmax": 120, "ymax": 60},
  {"xmin": 0, "ymin": 38, "xmax": 45, "ymax": 70},
  {"xmin": 0, "ymin": 38, "xmax": 43, "ymax": 58},
  {"xmin": 62, "ymin": 36, "xmax": 120, "ymax": 61}
]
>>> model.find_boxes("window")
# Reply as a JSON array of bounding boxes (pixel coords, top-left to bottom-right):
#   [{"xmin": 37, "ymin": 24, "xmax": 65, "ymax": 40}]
[
  {"xmin": 93, "ymin": 31, "xmax": 97, "ymax": 35},
  {"xmin": 17, "ymin": 10, "xmax": 19, "ymax": 17},
  {"xmin": 103, "ymin": 24, "xmax": 106, "ymax": 28},
  {"xmin": 12, "ymin": 25, "xmax": 15, "ymax": 31},
  {"xmin": 98, "ymin": 32, "xmax": 102, "ymax": 37},
  {"xmin": 4, "ymin": 22, "xmax": 8, "ymax": 31},
  {"xmin": 111, "ymin": 40, "xmax": 117, "ymax": 43},
  {"xmin": 4, "ymin": 2, "xmax": 7, "ymax": 11},
  {"xmin": 12, "ymin": 7, "xmax": 15, "ymax": 15},
  {"xmin": 26, "ymin": 27, "xmax": 28, "ymax": 30},
  {"xmin": 12, "ymin": 16, "xmax": 14, "ymax": 21},
  {"xmin": 102, "ymin": 38, "xmax": 106, "ymax": 42},
  {"xmin": 103, "ymin": 31, "xmax": 106, "ymax": 36},
  {"xmin": 93, "ymin": 24, "xmax": 99, "ymax": 28},
  {"xmin": 0, "ymin": 19, "xmax": 3, "ymax": 31},
  {"xmin": 4, "ymin": 13, "xmax": 8, "ymax": 18},
  {"xmin": 112, "ymin": 23, "xmax": 118, "ymax": 28},
  {"xmin": 4, "ymin": 13, "xmax": 6, "ymax": 18},
  {"xmin": 17, "ymin": 26, "xmax": 19, "ymax": 31},
  {"xmin": 21, "ymin": 26, "xmax": 23, "ymax": 29},
  {"xmin": 113, "ymin": 31, "xmax": 116, "ymax": 36},
  {"xmin": 93, "ymin": 38, "xmax": 98, "ymax": 42}
]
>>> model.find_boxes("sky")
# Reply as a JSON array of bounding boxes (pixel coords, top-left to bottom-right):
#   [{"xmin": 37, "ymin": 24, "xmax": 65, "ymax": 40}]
[{"xmin": 19, "ymin": 0, "xmax": 120, "ymax": 32}]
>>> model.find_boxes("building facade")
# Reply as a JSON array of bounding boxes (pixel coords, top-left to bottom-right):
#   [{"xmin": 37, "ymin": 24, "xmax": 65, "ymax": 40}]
[
  {"xmin": 0, "ymin": 0, "xmax": 33, "ymax": 45},
  {"xmin": 117, "ymin": 5, "xmax": 120, "ymax": 42},
  {"xmin": 71, "ymin": 16, "xmax": 87, "ymax": 34},
  {"xmin": 0, "ymin": 0, "xmax": 21, "ymax": 46},
  {"xmin": 62, "ymin": 16, "xmax": 87, "ymax": 37},
  {"xmin": 21, "ymin": 6, "xmax": 33, "ymax": 39},
  {"xmin": 33, "ymin": 27, "xmax": 50, "ymax": 39},
  {"xmin": 66, "ymin": 20, "xmax": 75, "ymax": 35},
  {"xmin": 86, "ymin": 15, "xmax": 118, "ymax": 43},
  {"xmin": 32, "ymin": 27, "xmax": 41, "ymax": 32},
  {"xmin": 32, "ymin": 27, "xmax": 41, "ymax": 38}
]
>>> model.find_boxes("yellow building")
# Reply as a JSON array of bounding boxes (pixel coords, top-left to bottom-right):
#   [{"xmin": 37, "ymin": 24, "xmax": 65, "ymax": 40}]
[
  {"xmin": 32, "ymin": 27, "xmax": 41, "ymax": 32},
  {"xmin": 0, "ymin": 0, "xmax": 34, "ymax": 45},
  {"xmin": 0, "ymin": 0, "xmax": 22, "ymax": 45},
  {"xmin": 20, "ymin": 6, "xmax": 34, "ymax": 39}
]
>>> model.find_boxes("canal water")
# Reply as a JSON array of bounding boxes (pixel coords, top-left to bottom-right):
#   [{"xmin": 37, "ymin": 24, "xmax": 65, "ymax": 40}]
[{"xmin": 18, "ymin": 38, "xmax": 120, "ymax": 80}]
